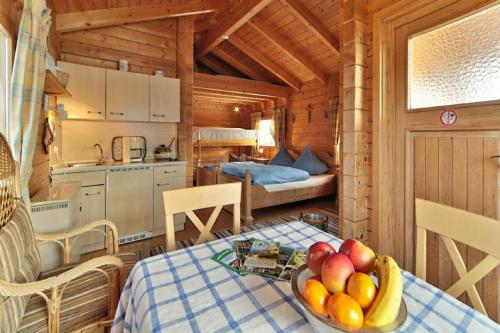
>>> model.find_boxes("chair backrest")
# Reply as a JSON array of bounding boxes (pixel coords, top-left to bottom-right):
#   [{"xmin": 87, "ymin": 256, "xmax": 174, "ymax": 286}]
[
  {"xmin": 415, "ymin": 198, "xmax": 500, "ymax": 316},
  {"xmin": 163, "ymin": 183, "xmax": 242, "ymax": 251},
  {"xmin": 0, "ymin": 133, "xmax": 41, "ymax": 331}
]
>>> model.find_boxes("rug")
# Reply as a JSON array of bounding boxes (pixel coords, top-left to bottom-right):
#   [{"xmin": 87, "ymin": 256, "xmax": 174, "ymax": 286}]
[{"xmin": 136, "ymin": 208, "xmax": 339, "ymax": 260}]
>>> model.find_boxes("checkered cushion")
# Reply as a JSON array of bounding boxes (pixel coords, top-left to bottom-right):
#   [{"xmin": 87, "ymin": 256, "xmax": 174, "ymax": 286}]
[
  {"xmin": 0, "ymin": 203, "xmax": 41, "ymax": 332},
  {"xmin": 17, "ymin": 252, "xmax": 138, "ymax": 333}
]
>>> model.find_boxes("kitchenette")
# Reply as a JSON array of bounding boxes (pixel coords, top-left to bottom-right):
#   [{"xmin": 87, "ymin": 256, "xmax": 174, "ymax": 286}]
[{"xmin": 32, "ymin": 61, "xmax": 187, "ymax": 261}]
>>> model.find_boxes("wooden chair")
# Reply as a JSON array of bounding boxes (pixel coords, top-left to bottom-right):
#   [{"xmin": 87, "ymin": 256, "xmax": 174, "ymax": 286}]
[
  {"xmin": 415, "ymin": 198, "xmax": 500, "ymax": 316},
  {"xmin": 0, "ymin": 133, "xmax": 136, "ymax": 332},
  {"xmin": 163, "ymin": 183, "xmax": 242, "ymax": 251}
]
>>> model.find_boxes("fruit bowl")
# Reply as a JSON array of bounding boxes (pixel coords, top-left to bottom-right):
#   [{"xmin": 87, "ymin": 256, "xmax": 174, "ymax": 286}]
[{"xmin": 291, "ymin": 265, "xmax": 407, "ymax": 333}]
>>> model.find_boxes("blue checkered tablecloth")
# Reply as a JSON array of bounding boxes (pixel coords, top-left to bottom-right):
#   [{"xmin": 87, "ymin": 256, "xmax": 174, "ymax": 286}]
[{"xmin": 111, "ymin": 221, "xmax": 500, "ymax": 333}]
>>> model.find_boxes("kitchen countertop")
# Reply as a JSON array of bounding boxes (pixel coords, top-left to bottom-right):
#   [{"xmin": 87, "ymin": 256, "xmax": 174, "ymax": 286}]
[
  {"xmin": 51, "ymin": 159, "xmax": 187, "ymax": 175},
  {"xmin": 31, "ymin": 181, "xmax": 81, "ymax": 205}
]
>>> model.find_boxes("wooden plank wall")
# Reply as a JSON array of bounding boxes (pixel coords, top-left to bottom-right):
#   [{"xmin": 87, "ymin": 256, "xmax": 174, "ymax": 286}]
[
  {"xmin": 59, "ymin": 19, "xmax": 178, "ymax": 76},
  {"xmin": 193, "ymin": 99, "xmax": 253, "ymax": 166},
  {"xmin": 286, "ymin": 76, "xmax": 339, "ymax": 169}
]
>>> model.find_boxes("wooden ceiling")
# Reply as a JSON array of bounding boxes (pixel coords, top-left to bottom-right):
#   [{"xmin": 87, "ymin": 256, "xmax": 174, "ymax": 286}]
[{"xmin": 49, "ymin": 0, "xmax": 341, "ymax": 102}]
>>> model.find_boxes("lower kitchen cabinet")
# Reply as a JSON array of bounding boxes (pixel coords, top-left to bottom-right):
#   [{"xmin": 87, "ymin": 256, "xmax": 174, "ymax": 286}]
[
  {"xmin": 106, "ymin": 167, "xmax": 154, "ymax": 243},
  {"xmin": 80, "ymin": 185, "xmax": 106, "ymax": 253},
  {"xmin": 153, "ymin": 176, "xmax": 186, "ymax": 236}
]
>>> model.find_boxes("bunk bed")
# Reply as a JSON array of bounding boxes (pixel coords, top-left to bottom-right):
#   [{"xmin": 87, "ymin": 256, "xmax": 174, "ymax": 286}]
[
  {"xmin": 197, "ymin": 149, "xmax": 337, "ymax": 223},
  {"xmin": 193, "ymin": 127, "xmax": 258, "ymax": 166}
]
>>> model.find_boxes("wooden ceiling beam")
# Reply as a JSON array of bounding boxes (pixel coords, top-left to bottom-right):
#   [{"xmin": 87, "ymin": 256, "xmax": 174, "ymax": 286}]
[
  {"xmin": 194, "ymin": 95, "xmax": 261, "ymax": 104},
  {"xmin": 198, "ymin": 55, "xmax": 243, "ymax": 77},
  {"xmin": 248, "ymin": 16, "xmax": 327, "ymax": 85},
  {"xmin": 194, "ymin": 73, "xmax": 291, "ymax": 98},
  {"xmin": 282, "ymin": 0, "xmax": 340, "ymax": 55},
  {"xmin": 195, "ymin": 0, "xmax": 273, "ymax": 58},
  {"xmin": 227, "ymin": 34, "xmax": 301, "ymax": 91},
  {"xmin": 193, "ymin": 88, "xmax": 271, "ymax": 101},
  {"xmin": 211, "ymin": 47, "xmax": 268, "ymax": 81},
  {"xmin": 56, "ymin": 1, "xmax": 225, "ymax": 33}
]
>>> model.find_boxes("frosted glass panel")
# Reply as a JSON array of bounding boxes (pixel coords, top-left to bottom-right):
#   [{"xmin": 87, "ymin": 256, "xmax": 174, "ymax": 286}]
[{"xmin": 408, "ymin": 4, "xmax": 500, "ymax": 109}]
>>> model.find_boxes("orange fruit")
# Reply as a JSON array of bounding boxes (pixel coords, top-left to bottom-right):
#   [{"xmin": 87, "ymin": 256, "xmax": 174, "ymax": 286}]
[
  {"xmin": 326, "ymin": 293, "xmax": 364, "ymax": 329},
  {"xmin": 301, "ymin": 277, "xmax": 331, "ymax": 316},
  {"xmin": 346, "ymin": 272, "xmax": 377, "ymax": 309}
]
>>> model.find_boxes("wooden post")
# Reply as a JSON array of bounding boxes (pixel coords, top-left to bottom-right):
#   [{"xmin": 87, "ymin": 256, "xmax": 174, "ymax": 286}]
[
  {"xmin": 177, "ymin": 17, "xmax": 194, "ymax": 187},
  {"xmin": 241, "ymin": 170, "xmax": 254, "ymax": 223},
  {"xmin": 340, "ymin": 0, "xmax": 369, "ymax": 242}
]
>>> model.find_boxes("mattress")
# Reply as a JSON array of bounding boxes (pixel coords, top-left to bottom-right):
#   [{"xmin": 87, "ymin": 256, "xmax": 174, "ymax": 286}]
[
  {"xmin": 262, "ymin": 174, "xmax": 335, "ymax": 192},
  {"xmin": 193, "ymin": 127, "xmax": 258, "ymax": 142},
  {"xmin": 221, "ymin": 162, "xmax": 310, "ymax": 185}
]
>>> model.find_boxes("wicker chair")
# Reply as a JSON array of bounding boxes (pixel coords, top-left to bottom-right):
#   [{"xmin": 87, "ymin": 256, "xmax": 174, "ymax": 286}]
[{"xmin": 0, "ymin": 133, "xmax": 137, "ymax": 332}]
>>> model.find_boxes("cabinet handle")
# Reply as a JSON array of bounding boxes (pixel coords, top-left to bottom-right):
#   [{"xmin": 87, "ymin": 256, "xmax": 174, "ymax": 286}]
[
  {"xmin": 85, "ymin": 191, "xmax": 101, "ymax": 196},
  {"xmin": 88, "ymin": 111, "xmax": 102, "ymax": 114},
  {"xmin": 164, "ymin": 170, "xmax": 176, "ymax": 174},
  {"xmin": 157, "ymin": 183, "xmax": 170, "ymax": 187},
  {"xmin": 153, "ymin": 114, "xmax": 165, "ymax": 118},
  {"xmin": 110, "ymin": 112, "xmax": 124, "ymax": 116}
]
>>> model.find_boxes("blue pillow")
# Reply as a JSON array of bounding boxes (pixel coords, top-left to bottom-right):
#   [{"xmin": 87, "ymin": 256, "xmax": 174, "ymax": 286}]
[
  {"xmin": 292, "ymin": 146, "xmax": 329, "ymax": 175},
  {"xmin": 268, "ymin": 145, "xmax": 295, "ymax": 166}
]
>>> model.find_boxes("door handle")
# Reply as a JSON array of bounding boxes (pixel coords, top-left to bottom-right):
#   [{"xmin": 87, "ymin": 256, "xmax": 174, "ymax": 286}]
[
  {"xmin": 85, "ymin": 191, "xmax": 101, "ymax": 196},
  {"xmin": 157, "ymin": 183, "xmax": 170, "ymax": 187}
]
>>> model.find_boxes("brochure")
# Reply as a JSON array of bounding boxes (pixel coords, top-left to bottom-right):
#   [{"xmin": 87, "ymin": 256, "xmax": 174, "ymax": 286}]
[
  {"xmin": 211, "ymin": 248, "xmax": 247, "ymax": 276},
  {"xmin": 243, "ymin": 239, "xmax": 280, "ymax": 269}
]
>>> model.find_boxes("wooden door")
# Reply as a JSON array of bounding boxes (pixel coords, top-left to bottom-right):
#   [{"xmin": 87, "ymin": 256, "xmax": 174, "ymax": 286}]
[
  {"xmin": 150, "ymin": 76, "xmax": 180, "ymax": 122},
  {"xmin": 106, "ymin": 69, "xmax": 149, "ymax": 122},
  {"xmin": 58, "ymin": 62, "xmax": 105, "ymax": 120},
  {"xmin": 79, "ymin": 185, "xmax": 105, "ymax": 253},
  {"xmin": 106, "ymin": 168, "xmax": 154, "ymax": 239},
  {"xmin": 393, "ymin": 2, "xmax": 500, "ymax": 320}
]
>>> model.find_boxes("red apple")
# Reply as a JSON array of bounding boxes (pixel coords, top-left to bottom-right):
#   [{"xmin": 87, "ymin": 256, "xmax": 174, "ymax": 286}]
[
  {"xmin": 306, "ymin": 242, "xmax": 335, "ymax": 275},
  {"xmin": 339, "ymin": 239, "xmax": 376, "ymax": 273},
  {"xmin": 321, "ymin": 253, "xmax": 355, "ymax": 294}
]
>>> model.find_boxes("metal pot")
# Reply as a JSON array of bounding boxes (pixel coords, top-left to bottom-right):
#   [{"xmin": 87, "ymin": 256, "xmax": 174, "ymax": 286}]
[{"xmin": 299, "ymin": 212, "xmax": 327, "ymax": 231}]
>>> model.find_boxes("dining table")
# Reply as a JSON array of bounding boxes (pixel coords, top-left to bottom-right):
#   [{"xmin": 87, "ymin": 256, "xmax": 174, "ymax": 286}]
[{"xmin": 111, "ymin": 221, "xmax": 500, "ymax": 333}]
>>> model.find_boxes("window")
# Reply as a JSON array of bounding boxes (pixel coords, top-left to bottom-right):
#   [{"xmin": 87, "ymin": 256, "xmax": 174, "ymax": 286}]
[
  {"xmin": 258, "ymin": 119, "xmax": 275, "ymax": 147},
  {"xmin": 408, "ymin": 4, "xmax": 500, "ymax": 109},
  {"xmin": 0, "ymin": 24, "xmax": 11, "ymax": 137}
]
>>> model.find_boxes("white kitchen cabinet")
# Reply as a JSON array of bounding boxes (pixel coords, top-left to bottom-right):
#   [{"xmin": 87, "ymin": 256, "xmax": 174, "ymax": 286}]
[
  {"xmin": 106, "ymin": 69, "xmax": 149, "ymax": 122},
  {"xmin": 153, "ymin": 176, "xmax": 186, "ymax": 236},
  {"xmin": 80, "ymin": 185, "xmax": 106, "ymax": 253},
  {"xmin": 149, "ymin": 76, "xmax": 180, "ymax": 122},
  {"xmin": 57, "ymin": 62, "xmax": 106, "ymax": 120},
  {"xmin": 106, "ymin": 167, "xmax": 154, "ymax": 243}
]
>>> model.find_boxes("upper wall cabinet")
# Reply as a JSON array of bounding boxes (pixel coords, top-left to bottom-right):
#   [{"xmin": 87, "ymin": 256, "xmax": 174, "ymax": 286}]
[
  {"xmin": 57, "ymin": 62, "xmax": 106, "ymax": 120},
  {"xmin": 106, "ymin": 69, "xmax": 149, "ymax": 122},
  {"xmin": 149, "ymin": 76, "xmax": 180, "ymax": 122}
]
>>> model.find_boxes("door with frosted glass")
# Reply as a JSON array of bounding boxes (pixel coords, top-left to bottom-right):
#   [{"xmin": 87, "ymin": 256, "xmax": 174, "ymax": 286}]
[{"xmin": 394, "ymin": 3, "xmax": 500, "ymax": 320}]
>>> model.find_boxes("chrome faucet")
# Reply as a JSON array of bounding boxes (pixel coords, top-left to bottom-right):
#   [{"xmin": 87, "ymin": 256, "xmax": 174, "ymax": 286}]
[{"xmin": 94, "ymin": 144, "xmax": 105, "ymax": 165}]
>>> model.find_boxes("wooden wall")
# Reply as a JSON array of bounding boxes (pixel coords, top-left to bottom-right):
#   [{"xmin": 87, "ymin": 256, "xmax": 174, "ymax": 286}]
[
  {"xmin": 59, "ymin": 19, "xmax": 177, "ymax": 77},
  {"xmin": 286, "ymin": 76, "xmax": 339, "ymax": 169},
  {"xmin": 193, "ymin": 99, "xmax": 253, "ymax": 167}
]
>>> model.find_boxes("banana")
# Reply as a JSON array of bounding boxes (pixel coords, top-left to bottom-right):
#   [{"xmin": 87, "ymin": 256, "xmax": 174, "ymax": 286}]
[{"xmin": 364, "ymin": 255, "xmax": 403, "ymax": 328}]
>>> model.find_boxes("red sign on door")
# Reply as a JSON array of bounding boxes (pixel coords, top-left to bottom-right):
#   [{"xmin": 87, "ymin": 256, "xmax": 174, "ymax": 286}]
[{"xmin": 440, "ymin": 109, "xmax": 458, "ymax": 127}]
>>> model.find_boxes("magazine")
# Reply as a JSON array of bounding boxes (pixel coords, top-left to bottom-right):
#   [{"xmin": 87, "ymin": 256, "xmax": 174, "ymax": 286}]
[
  {"xmin": 213, "ymin": 239, "xmax": 306, "ymax": 282},
  {"xmin": 243, "ymin": 239, "xmax": 280, "ymax": 270},
  {"xmin": 211, "ymin": 248, "xmax": 247, "ymax": 276}
]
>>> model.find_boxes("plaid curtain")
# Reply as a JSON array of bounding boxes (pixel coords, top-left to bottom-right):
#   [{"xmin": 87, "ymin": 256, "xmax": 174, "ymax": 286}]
[
  {"xmin": 271, "ymin": 107, "xmax": 286, "ymax": 147},
  {"xmin": 250, "ymin": 112, "xmax": 261, "ymax": 156},
  {"xmin": 9, "ymin": 0, "xmax": 51, "ymax": 205}
]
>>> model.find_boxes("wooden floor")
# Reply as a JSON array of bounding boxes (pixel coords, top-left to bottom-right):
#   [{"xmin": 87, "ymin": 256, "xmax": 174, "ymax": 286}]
[{"xmin": 81, "ymin": 197, "xmax": 336, "ymax": 261}]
